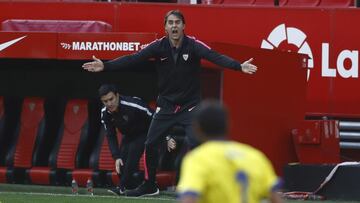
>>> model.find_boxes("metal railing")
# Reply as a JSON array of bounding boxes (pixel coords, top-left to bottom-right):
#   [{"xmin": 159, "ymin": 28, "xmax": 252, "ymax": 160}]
[{"xmin": 339, "ymin": 121, "xmax": 360, "ymax": 149}]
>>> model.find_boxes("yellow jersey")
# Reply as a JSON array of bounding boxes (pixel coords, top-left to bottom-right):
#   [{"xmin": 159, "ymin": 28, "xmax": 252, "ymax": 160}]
[{"xmin": 177, "ymin": 140, "xmax": 281, "ymax": 203}]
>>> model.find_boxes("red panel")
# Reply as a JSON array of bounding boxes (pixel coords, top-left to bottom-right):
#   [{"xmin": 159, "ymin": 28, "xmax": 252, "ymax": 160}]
[
  {"xmin": 0, "ymin": 32, "xmax": 57, "ymax": 59},
  {"xmin": 156, "ymin": 171, "xmax": 176, "ymax": 189},
  {"xmin": 292, "ymin": 120, "xmax": 340, "ymax": 163},
  {"xmin": 218, "ymin": 44, "xmax": 307, "ymax": 174},
  {"xmin": 283, "ymin": 0, "xmax": 320, "ymax": 7},
  {"xmin": 0, "ymin": 167, "xmax": 6, "ymax": 183},
  {"xmin": 294, "ymin": 121, "xmax": 321, "ymax": 144},
  {"xmin": 221, "ymin": 0, "xmax": 254, "ymax": 5},
  {"xmin": 56, "ymin": 99, "xmax": 88, "ymax": 169},
  {"xmin": 319, "ymin": 0, "xmax": 354, "ymax": 7},
  {"xmin": 28, "ymin": 167, "xmax": 51, "ymax": 185},
  {"xmin": 253, "ymin": 0, "xmax": 287, "ymax": 6},
  {"xmin": 13, "ymin": 97, "xmax": 45, "ymax": 168},
  {"xmin": 72, "ymin": 169, "xmax": 93, "ymax": 187},
  {"xmin": 0, "ymin": 32, "xmax": 157, "ymax": 60},
  {"xmin": 2, "ymin": 19, "xmax": 112, "ymax": 32},
  {"xmin": 326, "ymin": 10, "xmax": 360, "ymax": 116}
]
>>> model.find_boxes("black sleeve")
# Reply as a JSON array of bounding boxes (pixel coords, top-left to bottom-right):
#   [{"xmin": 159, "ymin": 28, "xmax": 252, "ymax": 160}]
[
  {"xmin": 117, "ymin": 136, "xmax": 129, "ymax": 160},
  {"xmin": 104, "ymin": 40, "xmax": 158, "ymax": 71},
  {"xmin": 102, "ymin": 118, "xmax": 122, "ymax": 159},
  {"xmin": 194, "ymin": 41, "xmax": 242, "ymax": 71}
]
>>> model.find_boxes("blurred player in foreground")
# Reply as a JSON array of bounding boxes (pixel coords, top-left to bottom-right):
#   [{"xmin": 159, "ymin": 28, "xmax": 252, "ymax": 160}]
[{"xmin": 177, "ymin": 100, "xmax": 284, "ymax": 203}]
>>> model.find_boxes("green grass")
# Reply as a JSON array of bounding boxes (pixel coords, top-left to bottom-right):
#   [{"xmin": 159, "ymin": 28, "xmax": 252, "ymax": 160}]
[
  {"xmin": 0, "ymin": 193, "xmax": 174, "ymax": 203},
  {"xmin": 0, "ymin": 184, "xmax": 358, "ymax": 203},
  {"xmin": 0, "ymin": 183, "xmax": 175, "ymax": 203}
]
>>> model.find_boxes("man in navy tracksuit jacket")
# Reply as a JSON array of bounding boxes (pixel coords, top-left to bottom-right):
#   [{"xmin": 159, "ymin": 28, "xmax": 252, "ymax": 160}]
[
  {"xmin": 99, "ymin": 84, "xmax": 153, "ymax": 195},
  {"xmin": 83, "ymin": 10, "xmax": 258, "ymax": 197}
]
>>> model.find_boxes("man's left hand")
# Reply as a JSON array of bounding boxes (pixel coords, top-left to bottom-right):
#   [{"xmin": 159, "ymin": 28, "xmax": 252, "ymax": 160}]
[{"xmin": 241, "ymin": 58, "xmax": 258, "ymax": 74}]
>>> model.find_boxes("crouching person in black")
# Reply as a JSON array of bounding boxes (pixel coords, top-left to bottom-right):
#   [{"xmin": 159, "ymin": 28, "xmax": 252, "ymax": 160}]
[{"xmin": 99, "ymin": 84, "xmax": 153, "ymax": 195}]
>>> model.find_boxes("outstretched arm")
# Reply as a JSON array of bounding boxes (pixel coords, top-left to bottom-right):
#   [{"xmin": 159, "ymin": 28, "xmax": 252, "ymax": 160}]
[
  {"xmin": 195, "ymin": 41, "xmax": 258, "ymax": 74},
  {"xmin": 82, "ymin": 40, "xmax": 158, "ymax": 72}
]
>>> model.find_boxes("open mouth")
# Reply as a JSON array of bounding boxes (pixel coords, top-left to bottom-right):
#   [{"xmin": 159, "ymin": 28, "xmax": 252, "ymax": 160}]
[{"xmin": 172, "ymin": 30, "xmax": 178, "ymax": 34}]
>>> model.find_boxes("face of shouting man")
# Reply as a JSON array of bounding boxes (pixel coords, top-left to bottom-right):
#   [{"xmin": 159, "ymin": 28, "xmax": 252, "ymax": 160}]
[{"xmin": 165, "ymin": 13, "xmax": 185, "ymax": 47}]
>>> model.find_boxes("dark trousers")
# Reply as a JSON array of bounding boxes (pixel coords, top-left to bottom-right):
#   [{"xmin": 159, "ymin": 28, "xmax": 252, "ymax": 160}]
[
  {"xmin": 118, "ymin": 134, "xmax": 146, "ymax": 189},
  {"xmin": 144, "ymin": 109, "xmax": 199, "ymax": 183}
]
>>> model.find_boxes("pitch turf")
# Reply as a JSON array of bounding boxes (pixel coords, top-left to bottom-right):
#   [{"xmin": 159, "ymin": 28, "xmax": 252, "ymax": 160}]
[{"xmin": 0, "ymin": 183, "xmax": 358, "ymax": 203}]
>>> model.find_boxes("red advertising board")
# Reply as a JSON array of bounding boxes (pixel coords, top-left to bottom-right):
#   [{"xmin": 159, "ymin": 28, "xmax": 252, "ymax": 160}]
[
  {"xmin": 0, "ymin": 2, "xmax": 359, "ymax": 116},
  {"xmin": 0, "ymin": 32, "xmax": 57, "ymax": 59},
  {"xmin": 0, "ymin": 32, "xmax": 157, "ymax": 60},
  {"xmin": 57, "ymin": 33, "xmax": 157, "ymax": 60}
]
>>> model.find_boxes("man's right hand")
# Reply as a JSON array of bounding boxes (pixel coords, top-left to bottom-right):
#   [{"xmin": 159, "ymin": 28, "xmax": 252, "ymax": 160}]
[
  {"xmin": 115, "ymin": 158, "xmax": 124, "ymax": 174},
  {"xmin": 82, "ymin": 55, "xmax": 104, "ymax": 72}
]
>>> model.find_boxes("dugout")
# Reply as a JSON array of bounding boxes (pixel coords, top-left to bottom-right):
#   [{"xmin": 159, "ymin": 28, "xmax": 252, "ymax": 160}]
[{"xmin": 0, "ymin": 20, "xmax": 222, "ymax": 185}]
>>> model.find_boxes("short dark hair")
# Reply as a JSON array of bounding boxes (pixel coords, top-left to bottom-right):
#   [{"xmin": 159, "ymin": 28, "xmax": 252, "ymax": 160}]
[
  {"xmin": 98, "ymin": 84, "xmax": 118, "ymax": 97},
  {"xmin": 193, "ymin": 100, "xmax": 228, "ymax": 137},
  {"xmin": 164, "ymin": 10, "xmax": 185, "ymax": 25}
]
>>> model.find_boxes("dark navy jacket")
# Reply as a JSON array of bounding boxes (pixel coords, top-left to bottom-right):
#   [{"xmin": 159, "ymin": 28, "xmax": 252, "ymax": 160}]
[
  {"xmin": 104, "ymin": 35, "xmax": 242, "ymax": 112},
  {"xmin": 101, "ymin": 96, "xmax": 153, "ymax": 159}
]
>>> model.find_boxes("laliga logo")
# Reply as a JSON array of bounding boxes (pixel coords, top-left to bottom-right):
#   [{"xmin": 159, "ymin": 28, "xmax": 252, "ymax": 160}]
[
  {"xmin": 261, "ymin": 24, "xmax": 359, "ymax": 80},
  {"xmin": 261, "ymin": 24, "xmax": 314, "ymax": 81}
]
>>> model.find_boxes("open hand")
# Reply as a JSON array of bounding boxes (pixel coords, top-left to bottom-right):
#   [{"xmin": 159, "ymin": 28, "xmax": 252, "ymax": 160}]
[
  {"xmin": 115, "ymin": 158, "xmax": 124, "ymax": 174},
  {"xmin": 241, "ymin": 58, "xmax": 258, "ymax": 74},
  {"xmin": 82, "ymin": 55, "xmax": 104, "ymax": 72}
]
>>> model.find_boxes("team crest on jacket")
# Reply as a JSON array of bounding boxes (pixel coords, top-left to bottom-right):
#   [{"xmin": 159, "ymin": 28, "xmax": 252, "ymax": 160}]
[{"xmin": 182, "ymin": 54, "xmax": 189, "ymax": 61}]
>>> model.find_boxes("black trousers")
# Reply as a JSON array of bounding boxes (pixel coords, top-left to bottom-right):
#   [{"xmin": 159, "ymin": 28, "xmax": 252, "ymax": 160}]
[
  {"xmin": 144, "ymin": 108, "xmax": 199, "ymax": 183},
  {"xmin": 118, "ymin": 134, "xmax": 146, "ymax": 189}
]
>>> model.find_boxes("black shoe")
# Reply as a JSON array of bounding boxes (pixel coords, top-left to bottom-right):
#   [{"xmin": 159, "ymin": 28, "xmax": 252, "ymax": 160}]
[
  {"xmin": 107, "ymin": 186, "xmax": 125, "ymax": 196},
  {"xmin": 125, "ymin": 181, "xmax": 159, "ymax": 197}
]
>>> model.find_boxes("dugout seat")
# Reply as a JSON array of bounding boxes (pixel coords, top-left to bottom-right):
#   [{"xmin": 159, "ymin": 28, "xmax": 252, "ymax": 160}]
[
  {"xmin": 27, "ymin": 99, "xmax": 100, "ymax": 185},
  {"xmin": 70, "ymin": 127, "xmax": 121, "ymax": 187},
  {"xmin": 4, "ymin": 98, "xmax": 46, "ymax": 184},
  {"xmin": 0, "ymin": 97, "xmax": 22, "ymax": 183},
  {"xmin": 71, "ymin": 125, "xmax": 177, "ymax": 189}
]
